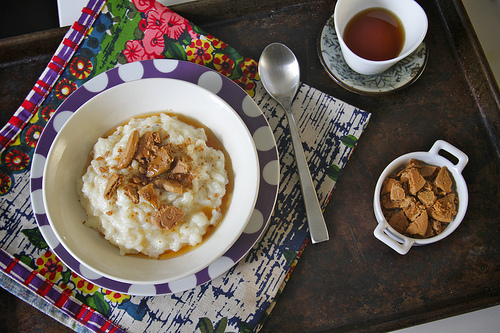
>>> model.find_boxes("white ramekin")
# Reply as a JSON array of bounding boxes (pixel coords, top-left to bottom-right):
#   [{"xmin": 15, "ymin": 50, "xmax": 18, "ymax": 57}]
[{"xmin": 373, "ymin": 140, "xmax": 469, "ymax": 254}]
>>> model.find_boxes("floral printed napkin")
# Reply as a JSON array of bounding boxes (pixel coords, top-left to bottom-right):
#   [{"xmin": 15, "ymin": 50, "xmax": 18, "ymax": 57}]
[{"xmin": 0, "ymin": 0, "xmax": 371, "ymax": 331}]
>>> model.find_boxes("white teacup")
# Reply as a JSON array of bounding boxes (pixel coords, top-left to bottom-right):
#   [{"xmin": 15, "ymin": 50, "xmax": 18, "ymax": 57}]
[{"xmin": 334, "ymin": 0, "xmax": 428, "ymax": 75}]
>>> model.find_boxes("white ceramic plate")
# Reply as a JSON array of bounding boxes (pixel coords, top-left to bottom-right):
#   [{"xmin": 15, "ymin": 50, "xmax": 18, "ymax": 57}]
[
  {"xmin": 43, "ymin": 77, "xmax": 259, "ymax": 284},
  {"xmin": 30, "ymin": 59, "xmax": 280, "ymax": 295}
]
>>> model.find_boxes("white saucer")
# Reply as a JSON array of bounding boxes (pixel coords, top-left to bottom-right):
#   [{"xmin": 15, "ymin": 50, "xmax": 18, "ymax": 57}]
[{"xmin": 318, "ymin": 15, "xmax": 428, "ymax": 95}]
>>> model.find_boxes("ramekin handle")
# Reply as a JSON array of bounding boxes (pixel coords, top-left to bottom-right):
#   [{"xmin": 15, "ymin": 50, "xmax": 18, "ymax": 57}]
[
  {"xmin": 374, "ymin": 223, "xmax": 414, "ymax": 255},
  {"xmin": 429, "ymin": 140, "xmax": 469, "ymax": 173}
]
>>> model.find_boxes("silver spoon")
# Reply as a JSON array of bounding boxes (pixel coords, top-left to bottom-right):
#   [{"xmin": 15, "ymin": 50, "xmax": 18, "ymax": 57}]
[{"xmin": 259, "ymin": 43, "xmax": 329, "ymax": 244}]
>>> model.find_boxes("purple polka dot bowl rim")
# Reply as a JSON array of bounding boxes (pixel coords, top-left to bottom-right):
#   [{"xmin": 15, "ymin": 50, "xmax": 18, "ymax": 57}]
[{"xmin": 30, "ymin": 59, "xmax": 280, "ymax": 295}]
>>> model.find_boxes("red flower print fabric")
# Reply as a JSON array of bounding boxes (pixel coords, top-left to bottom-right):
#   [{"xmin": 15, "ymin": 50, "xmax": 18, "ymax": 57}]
[{"xmin": 121, "ymin": 0, "xmax": 259, "ymax": 97}]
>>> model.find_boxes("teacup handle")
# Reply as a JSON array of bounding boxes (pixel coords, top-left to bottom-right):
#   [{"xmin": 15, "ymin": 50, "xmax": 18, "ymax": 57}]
[
  {"xmin": 428, "ymin": 140, "xmax": 469, "ymax": 173},
  {"xmin": 374, "ymin": 223, "xmax": 414, "ymax": 255}
]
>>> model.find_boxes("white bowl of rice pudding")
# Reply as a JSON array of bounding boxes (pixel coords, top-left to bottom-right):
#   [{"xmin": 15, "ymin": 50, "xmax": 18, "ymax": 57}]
[{"xmin": 42, "ymin": 78, "xmax": 259, "ymax": 284}]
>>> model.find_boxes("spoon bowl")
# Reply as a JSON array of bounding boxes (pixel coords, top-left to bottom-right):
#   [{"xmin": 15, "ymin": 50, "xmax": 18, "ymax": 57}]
[
  {"xmin": 259, "ymin": 44, "xmax": 300, "ymax": 102},
  {"xmin": 259, "ymin": 43, "xmax": 329, "ymax": 244}
]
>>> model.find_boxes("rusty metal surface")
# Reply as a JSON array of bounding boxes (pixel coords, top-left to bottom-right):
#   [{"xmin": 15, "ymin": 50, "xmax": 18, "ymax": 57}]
[
  {"xmin": 0, "ymin": 28, "xmax": 68, "ymax": 127},
  {"xmin": 0, "ymin": 0, "xmax": 499, "ymax": 332}
]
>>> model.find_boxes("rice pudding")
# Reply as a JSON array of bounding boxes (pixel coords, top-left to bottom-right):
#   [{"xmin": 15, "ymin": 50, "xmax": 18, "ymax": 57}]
[{"xmin": 78, "ymin": 113, "xmax": 229, "ymax": 258}]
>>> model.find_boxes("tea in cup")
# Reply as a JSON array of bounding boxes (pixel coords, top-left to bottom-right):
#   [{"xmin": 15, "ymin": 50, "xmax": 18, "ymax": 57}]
[{"xmin": 334, "ymin": 0, "xmax": 428, "ymax": 75}]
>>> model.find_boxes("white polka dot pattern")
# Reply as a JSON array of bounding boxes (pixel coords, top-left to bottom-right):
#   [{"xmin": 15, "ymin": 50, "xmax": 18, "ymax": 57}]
[
  {"xmin": 38, "ymin": 225, "xmax": 60, "ymax": 249},
  {"xmin": 198, "ymin": 71, "xmax": 223, "ymax": 94},
  {"xmin": 128, "ymin": 284, "xmax": 157, "ymax": 296},
  {"xmin": 118, "ymin": 62, "xmax": 144, "ymax": 82},
  {"xmin": 83, "ymin": 71, "xmax": 109, "ymax": 92},
  {"xmin": 242, "ymin": 95, "xmax": 262, "ymax": 117},
  {"xmin": 30, "ymin": 189, "xmax": 45, "ymax": 215},
  {"xmin": 52, "ymin": 111, "xmax": 74, "ymax": 133},
  {"xmin": 243, "ymin": 209, "xmax": 264, "ymax": 234},
  {"xmin": 263, "ymin": 160, "xmax": 280, "ymax": 186},
  {"xmin": 30, "ymin": 154, "xmax": 45, "ymax": 178},
  {"xmin": 168, "ymin": 274, "xmax": 197, "ymax": 294},
  {"xmin": 208, "ymin": 256, "xmax": 234, "ymax": 278},
  {"xmin": 153, "ymin": 59, "xmax": 179, "ymax": 73},
  {"xmin": 253, "ymin": 126, "xmax": 276, "ymax": 151},
  {"xmin": 79, "ymin": 263, "xmax": 104, "ymax": 280}
]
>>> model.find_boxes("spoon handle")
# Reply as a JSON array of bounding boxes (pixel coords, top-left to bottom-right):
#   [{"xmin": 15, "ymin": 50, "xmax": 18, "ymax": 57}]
[{"xmin": 282, "ymin": 98, "xmax": 329, "ymax": 244}]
